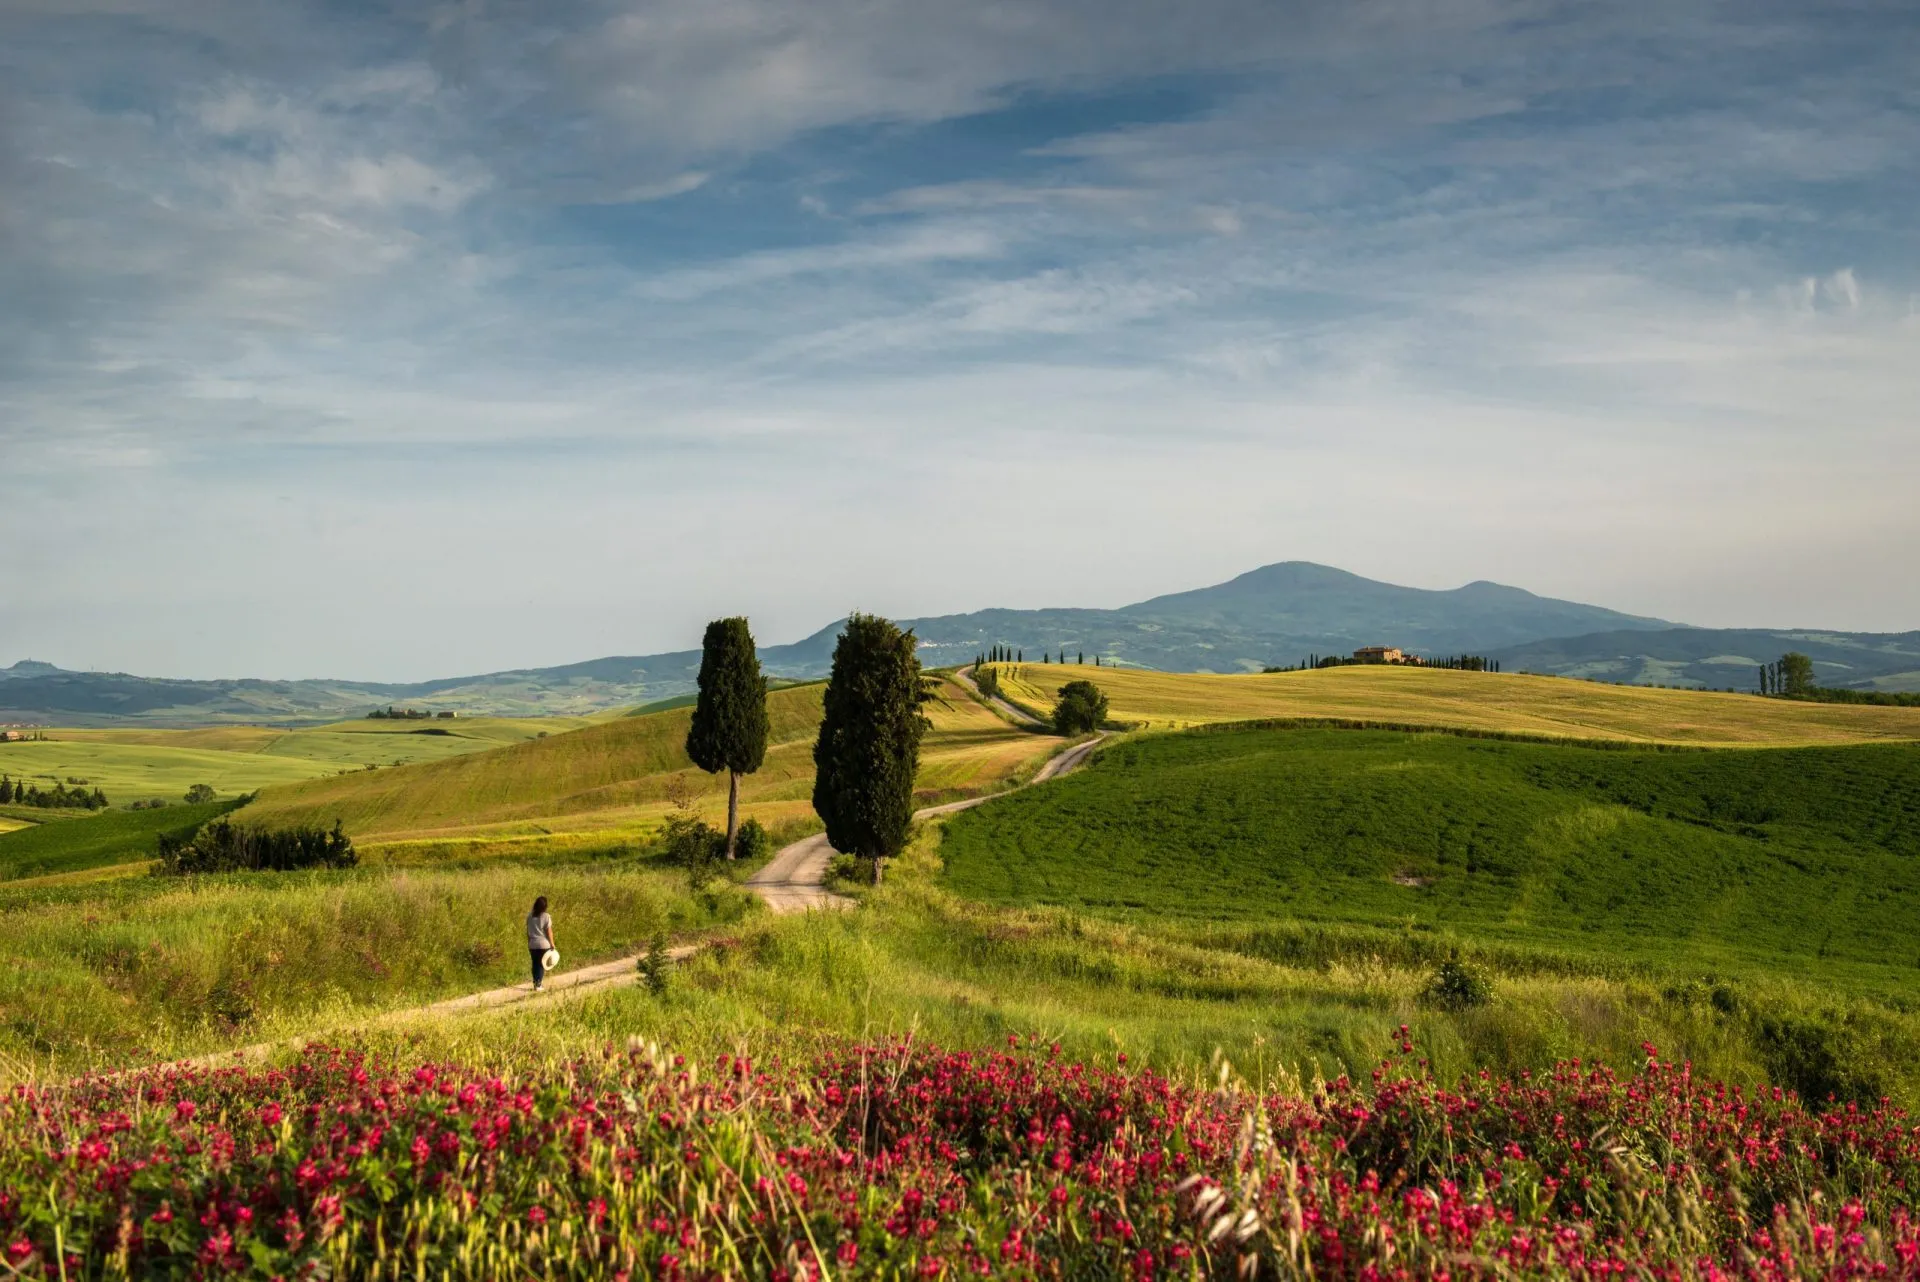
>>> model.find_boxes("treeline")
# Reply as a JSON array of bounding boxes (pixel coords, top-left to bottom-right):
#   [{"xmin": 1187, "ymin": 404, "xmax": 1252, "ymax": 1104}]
[
  {"xmin": 976, "ymin": 647, "xmax": 1105, "ymax": 668},
  {"xmin": 366, "ymin": 707, "xmax": 455, "ymax": 720},
  {"xmin": 1265, "ymin": 654, "xmax": 1502, "ymax": 673},
  {"xmin": 1783, "ymin": 688, "xmax": 1920, "ymax": 707},
  {"xmin": 0, "ymin": 775, "xmax": 107, "ymax": 809},
  {"xmin": 1756, "ymin": 651, "xmax": 1920, "ymax": 705},
  {"xmin": 155, "ymin": 819, "xmax": 356, "ymax": 875},
  {"xmin": 1426, "ymin": 654, "xmax": 1500, "ymax": 671}
]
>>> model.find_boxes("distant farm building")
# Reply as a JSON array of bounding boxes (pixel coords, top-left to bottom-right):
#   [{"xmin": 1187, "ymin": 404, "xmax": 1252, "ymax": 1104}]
[{"xmin": 1353, "ymin": 646, "xmax": 1407, "ymax": 664}]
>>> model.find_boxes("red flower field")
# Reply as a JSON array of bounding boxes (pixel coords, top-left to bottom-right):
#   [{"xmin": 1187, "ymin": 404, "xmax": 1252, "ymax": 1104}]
[{"xmin": 4, "ymin": 1032, "xmax": 1918, "ymax": 1278}]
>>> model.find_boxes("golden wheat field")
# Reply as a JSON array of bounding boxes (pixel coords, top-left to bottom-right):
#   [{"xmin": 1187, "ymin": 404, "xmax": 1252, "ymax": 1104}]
[{"xmin": 985, "ymin": 661, "xmax": 1920, "ymax": 746}]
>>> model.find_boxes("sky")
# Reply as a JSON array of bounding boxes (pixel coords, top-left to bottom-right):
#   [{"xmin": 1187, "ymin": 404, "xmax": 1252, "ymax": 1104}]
[{"xmin": 2, "ymin": 0, "xmax": 1917, "ymax": 681}]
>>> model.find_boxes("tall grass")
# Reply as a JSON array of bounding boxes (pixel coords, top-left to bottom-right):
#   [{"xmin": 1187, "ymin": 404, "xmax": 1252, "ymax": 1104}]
[
  {"xmin": 310, "ymin": 824, "xmax": 1920, "ymax": 1112},
  {"xmin": 0, "ymin": 860, "xmax": 752, "ymax": 1079}
]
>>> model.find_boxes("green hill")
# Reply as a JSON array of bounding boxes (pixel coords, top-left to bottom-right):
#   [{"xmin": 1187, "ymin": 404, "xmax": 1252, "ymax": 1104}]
[
  {"xmin": 939, "ymin": 725, "xmax": 1920, "ymax": 992},
  {"xmin": 0, "ymin": 799, "xmax": 240, "ymax": 881},
  {"xmin": 241, "ymin": 685, "xmax": 830, "ymax": 841}
]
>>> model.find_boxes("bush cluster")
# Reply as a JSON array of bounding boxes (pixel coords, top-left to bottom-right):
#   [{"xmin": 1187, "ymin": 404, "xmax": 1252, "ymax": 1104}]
[
  {"xmin": 1423, "ymin": 956, "xmax": 1493, "ymax": 1009},
  {"xmin": 155, "ymin": 819, "xmax": 355, "ymax": 875},
  {"xmin": 0, "ymin": 775, "xmax": 107, "ymax": 809}
]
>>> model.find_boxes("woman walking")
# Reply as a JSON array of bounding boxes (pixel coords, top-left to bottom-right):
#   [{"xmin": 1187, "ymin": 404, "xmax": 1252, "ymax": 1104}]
[{"xmin": 526, "ymin": 895, "xmax": 555, "ymax": 992}]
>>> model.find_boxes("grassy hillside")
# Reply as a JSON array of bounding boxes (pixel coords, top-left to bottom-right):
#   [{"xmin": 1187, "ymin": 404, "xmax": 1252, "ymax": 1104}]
[
  {"xmin": 0, "ymin": 799, "xmax": 239, "ymax": 881},
  {"xmin": 940, "ymin": 725, "xmax": 1920, "ymax": 991},
  {"xmin": 986, "ymin": 661, "xmax": 1920, "ymax": 745},
  {"xmin": 0, "ymin": 860, "xmax": 753, "ymax": 1076},
  {"xmin": 241, "ymin": 676, "xmax": 1063, "ymax": 849}
]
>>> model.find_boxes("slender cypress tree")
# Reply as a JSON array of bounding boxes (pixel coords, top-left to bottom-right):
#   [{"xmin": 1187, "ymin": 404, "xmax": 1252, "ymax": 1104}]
[
  {"xmin": 811, "ymin": 614, "xmax": 928, "ymax": 884},
  {"xmin": 685, "ymin": 617, "xmax": 770, "ymax": 860}
]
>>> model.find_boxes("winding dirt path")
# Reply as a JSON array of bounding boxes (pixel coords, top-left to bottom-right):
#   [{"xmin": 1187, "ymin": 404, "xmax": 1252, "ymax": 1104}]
[
  {"xmin": 952, "ymin": 664, "xmax": 1048, "ymax": 728},
  {"xmin": 177, "ymin": 725, "xmax": 1108, "ymax": 1064}
]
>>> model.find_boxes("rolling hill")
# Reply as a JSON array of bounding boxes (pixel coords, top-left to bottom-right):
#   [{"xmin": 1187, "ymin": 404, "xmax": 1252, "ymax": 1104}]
[
  {"xmin": 1490, "ymin": 627, "xmax": 1920, "ymax": 693},
  {"xmin": 938, "ymin": 725, "xmax": 1920, "ymax": 992},
  {"xmin": 238, "ymin": 675, "xmax": 1060, "ymax": 849}
]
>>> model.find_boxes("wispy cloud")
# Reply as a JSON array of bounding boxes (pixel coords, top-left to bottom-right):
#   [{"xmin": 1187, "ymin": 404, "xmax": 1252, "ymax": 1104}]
[{"xmin": 1, "ymin": 0, "xmax": 1917, "ymax": 676}]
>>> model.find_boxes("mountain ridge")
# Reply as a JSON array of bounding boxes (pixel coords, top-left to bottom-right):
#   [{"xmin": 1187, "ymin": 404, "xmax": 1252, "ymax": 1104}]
[{"xmin": 7, "ymin": 560, "xmax": 1905, "ymax": 723}]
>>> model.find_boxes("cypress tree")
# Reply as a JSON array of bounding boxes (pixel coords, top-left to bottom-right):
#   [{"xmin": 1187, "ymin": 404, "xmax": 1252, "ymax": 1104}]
[
  {"xmin": 1017, "ymin": 649, "xmax": 1022, "ymax": 662},
  {"xmin": 0, "ymin": 775, "xmax": 10, "ymax": 804},
  {"xmin": 811, "ymin": 614, "xmax": 928, "ymax": 884},
  {"xmin": 685, "ymin": 617, "xmax": 770, "ymax": 860}
]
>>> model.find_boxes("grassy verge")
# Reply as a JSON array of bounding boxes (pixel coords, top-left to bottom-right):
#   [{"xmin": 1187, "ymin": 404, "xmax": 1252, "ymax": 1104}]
[{"xmin": 0, "ymin": 856, "xmax": 755, "ymax": 1080}]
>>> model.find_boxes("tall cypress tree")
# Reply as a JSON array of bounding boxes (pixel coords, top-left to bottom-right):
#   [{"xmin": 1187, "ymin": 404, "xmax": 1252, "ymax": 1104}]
[
  {"xmin": 811, "ymin": 614, "xmax": 928, "ymax": 884},
  {"xmin": 685, "ymin": 617, "xmax": 770, "ymax": 860}
]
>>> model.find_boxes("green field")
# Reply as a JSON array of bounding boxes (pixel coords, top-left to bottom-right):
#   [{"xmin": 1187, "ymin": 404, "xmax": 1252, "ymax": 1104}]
[
  {"xmin": 939, "ymin": 725, "xmax": 1920, "ymax": 991},
  {"xmin": 0, "ymin": 800, "xmax": 240, "ymax": 882},
  {"xmin": 6, "ymin": 717, "xmax": 594, "ymax": 806}
]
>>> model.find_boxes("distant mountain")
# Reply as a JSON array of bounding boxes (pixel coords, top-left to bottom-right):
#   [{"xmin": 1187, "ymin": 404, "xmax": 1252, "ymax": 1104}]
[
  {"xmin": 890, "ymin": 562, "xmax": 1673, "ymax": 674},
  {"xmin": 0, "ymin": 562, "xmax": 1686, "ymax": 725},
  {"xmin": 1490, "ymin": 628, "xmax": 1920, "ymax": 693}
]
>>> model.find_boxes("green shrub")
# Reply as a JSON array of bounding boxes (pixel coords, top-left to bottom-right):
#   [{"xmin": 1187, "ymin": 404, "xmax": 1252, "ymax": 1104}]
[
  {"xmin": 662, "ymin": 816, "xmax": 724, "ymax": 887},
  {"xmin": 1424, "ymin": 956, "xmax": 1493, "ymax": 1010},
  {"xmin": 183, "ymin": 784, "xmax": 217, "ymax": 805},
  {"xmin": 1053, "ymin": 680, "xmax": 1109, "ymax": 735},
  {"xmin": 155, "ymin": 819, "xmax": 355, "ymax": 875},
  {"xmin": 1754, "ymin": 1014, "xmax": 1889, "ymax": 1108},
  {"xmin": 637, "ymin": 933, "xmax": 672, "ymax": 996},
  {"xmin": 735, "ymin": 817, "xmax": 774, "ymax": 863}
]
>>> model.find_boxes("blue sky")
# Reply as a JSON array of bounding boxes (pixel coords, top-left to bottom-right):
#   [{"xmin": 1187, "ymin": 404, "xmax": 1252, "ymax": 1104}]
[{"xmin": 2, "ymin": 0, "xmax": 1916, "ymax": 679}]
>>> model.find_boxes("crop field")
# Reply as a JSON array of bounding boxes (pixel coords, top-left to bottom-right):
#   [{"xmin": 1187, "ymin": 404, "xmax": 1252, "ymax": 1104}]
[
  {"xmin": 940, "ymin": 725, "xmax": 1920, "ymax": 992},
  {"xmin": 985, "ymin": 661, "xmax": 1920, "ymax": 745},
  {"xmin": 0, "ymin": 799, "xmax": 239, "ymax": 882},
  {"xmin": 240, "ymin": 676, "xmax": 1063, "ymax": 852},
  {"xmin": 7, "ymin": 1035, "xmax": 1918, "ymax": 1280}
]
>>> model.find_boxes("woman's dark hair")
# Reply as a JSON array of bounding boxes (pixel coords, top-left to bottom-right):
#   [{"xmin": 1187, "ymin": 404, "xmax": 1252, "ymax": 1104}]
[{"xmin": 532, "ymin": 895, "xmax": 548, "ymax": 916}]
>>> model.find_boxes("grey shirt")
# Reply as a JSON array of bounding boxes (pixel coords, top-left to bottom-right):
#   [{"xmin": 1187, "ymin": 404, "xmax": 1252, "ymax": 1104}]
[{"xmin": 526, "ymin": 911, "xmax": 553, "ymax": 951}]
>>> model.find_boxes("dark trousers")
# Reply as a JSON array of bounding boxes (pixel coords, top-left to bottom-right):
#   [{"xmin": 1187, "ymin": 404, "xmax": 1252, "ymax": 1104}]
[{"xmin": 530, "ymin": 949, "xmax": 546, "ymax": 986}]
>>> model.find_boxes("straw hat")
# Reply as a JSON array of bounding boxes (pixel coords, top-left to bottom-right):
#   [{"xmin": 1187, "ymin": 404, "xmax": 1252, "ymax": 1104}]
[{"xmin": 541, "ymin": 948, "xmax": 560, "ymax": 972}]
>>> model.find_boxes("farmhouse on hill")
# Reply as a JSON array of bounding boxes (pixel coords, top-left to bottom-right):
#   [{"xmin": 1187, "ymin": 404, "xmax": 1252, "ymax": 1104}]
[{"xmin": 1352, "ymin": 646, "xmax": 1407, "ymax": 664}]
